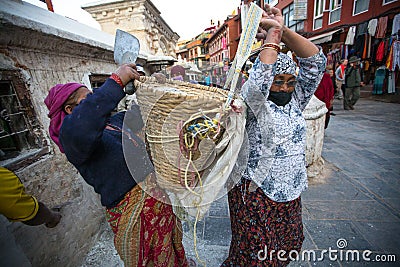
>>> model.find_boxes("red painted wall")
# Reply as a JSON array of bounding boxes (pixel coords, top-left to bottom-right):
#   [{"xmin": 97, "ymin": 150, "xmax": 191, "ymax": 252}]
[{"xmin": 227, "ymin": 16, "xmax": 240, "ymax": 61}]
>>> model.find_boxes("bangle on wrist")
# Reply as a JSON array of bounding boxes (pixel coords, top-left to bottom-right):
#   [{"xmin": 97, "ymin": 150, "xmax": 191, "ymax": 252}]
[
  {"xmin": 260, "ymin": 46, "xmax": 279, "ymax": 53},
  {"xmin": 261, "ymin": 43, "xmax": 281, "ymax": 53},
  {"xmin": 110, "ymin": 73, "xmax": 124, "ymax": 88}
]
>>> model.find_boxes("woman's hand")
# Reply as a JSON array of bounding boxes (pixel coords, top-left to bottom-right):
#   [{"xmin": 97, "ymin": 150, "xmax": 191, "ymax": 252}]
[
  {"xmin": 258, "ymin": 4, "xmax": 284, "ymax": 44},
  {"xmin": 115, "ymin": 63, "xmax": 141, "ymax": 86},
  {"xmin": 259, "ymin": 4, "xmax": 283, "ymax": 31}
]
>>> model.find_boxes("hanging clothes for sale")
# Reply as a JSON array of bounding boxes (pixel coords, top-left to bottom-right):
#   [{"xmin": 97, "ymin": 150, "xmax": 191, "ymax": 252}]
[
  {"xmin": 345, "ymin": 26, "xmax": 357, "ymax": 45},
  {"xmin": 373, "ymin": 66, "xmax": 387, "ymax": 95},
  {"xmin": 371, "ymin": 38, "xmax": 381, "ymax": 63},
  {"xmin": 368, "ymin": 18, "xmax": 378, "ymax": 37},
  {"xmin": 341, "ymin": 44, "xmax": 349, "ymax": 60},
  {"xmin": 375, "ymin": 16, "xmax": 388, "ymax": 39},
  {"xmin": 362, "ymin": 34, "xmax": 370, "ymax": 60},
  {"xmin": 387, "ymin": 71, "xmax": 396, "ymax": 93},
  {"xmin": 327, "ymin": 48, "xmax": 340, "ymax": 68},
  {"xmin": 376, "ymin": 40, "xmax": 386, "ymax": 63},
  {"xmin": 357, "ymin": 22, "xmax": 368, "ymax": 37},
  {"xmin": 392, "ymin": 40, "xmax": 400, "ymax": 71},
  {"xmin": 367, "ymin": 34, "xmax": 372, "ymax": 58},
  {"xmin": 386, "ymin": 41, "xmax": 394, "ymax": 70},
  {"xmin": 392, "ymin": 13, "xmax": 400, "ymax": 36},
  {"xmin": 364, "ymin": 60, "xmax": 372, "ymax": 84},
  {"xmin": 354, "ymin": 34, "xmax": 365, "ymax": 57},
  {"xmin": 327, "ymin": 53, "xmax": 333, "ymax": 66}
]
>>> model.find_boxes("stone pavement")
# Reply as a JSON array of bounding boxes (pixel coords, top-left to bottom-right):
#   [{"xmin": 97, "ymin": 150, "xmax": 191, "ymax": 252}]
[{"xmin": 82, "ymin": 96, "xmax": 400, "ymax": 267}]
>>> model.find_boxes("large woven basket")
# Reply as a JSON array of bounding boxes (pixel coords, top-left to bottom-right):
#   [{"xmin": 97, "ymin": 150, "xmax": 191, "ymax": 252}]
[{"xmin": 134, "ymin": 76, "xmax": 231, "ymax": 192}]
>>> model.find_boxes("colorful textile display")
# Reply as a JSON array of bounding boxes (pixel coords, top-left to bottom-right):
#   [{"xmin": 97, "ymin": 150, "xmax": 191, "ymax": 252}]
[
  {"xmin": 373, "ymin": 66, "xmax": 386, "ymax": 95},
  {"xmin": 392, "ymin": 13, "xmax": 400, "ymax": 35},
  {"xmin": 368, "ymin": 18, "xmax": 378, "ymax": 36},
  {"xmin": 375, "ymin": 16, "xmax": 388, "ymax": 38}
]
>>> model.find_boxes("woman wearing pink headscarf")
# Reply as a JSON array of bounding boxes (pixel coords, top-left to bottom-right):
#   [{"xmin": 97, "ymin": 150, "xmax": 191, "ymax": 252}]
[
  {"xmin": 45, "ymin": 82, "xmax": 90, "ymax": 153},
  {"xmin": 45, "ymin": 63, "xmax": 189, "ymax": 267}
]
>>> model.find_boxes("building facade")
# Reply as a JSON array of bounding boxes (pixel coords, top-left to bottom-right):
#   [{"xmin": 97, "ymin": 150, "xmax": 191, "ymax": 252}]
[
  {"xmin": 176, "ymin": 39, "xmax": 190, "ymax": 62},
  {"xmin": 82, "ymin": 0, "xmax": 179, "ymax": 72},
  {"xmin": 207, "ymin": 15, "xmax": 241, "ymax": 65},
  {"xmin": 275, "ymin": 0, "xmax": 399, "ymax": 40},
  {"xmin": 275, "ymin": 0, "xmax": 399, "ymax": 91}
]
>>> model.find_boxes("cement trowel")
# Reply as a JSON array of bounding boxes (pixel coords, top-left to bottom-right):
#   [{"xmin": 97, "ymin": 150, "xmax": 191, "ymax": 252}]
[{"xmin": 114, "ymin": 29, "xmax": 140, "ymax": 95}]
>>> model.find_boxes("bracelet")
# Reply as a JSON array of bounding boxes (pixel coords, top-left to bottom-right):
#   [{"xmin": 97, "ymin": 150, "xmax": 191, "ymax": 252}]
[
  {"xmin": 261, "ymin": 42, "xmax": 281, "ymax": 53},
  {"xmin": 260, "ymin": 46, "xmax": 279, "ymax": 53},
  {"xmin": 110, "ymin": 73, "xmax": 124, "ymax": 87}
]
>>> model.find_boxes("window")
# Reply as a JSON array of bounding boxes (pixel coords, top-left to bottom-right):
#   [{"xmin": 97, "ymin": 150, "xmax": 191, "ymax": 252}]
[
  {"xmin": 0, "ymin": 71, "xmax": 47, "ymax": 169},
  {"xmin": 264, "ymin": 0, "xmax": 278, "ymax": 6},
  {"xmin": 283, "ymin": 3, "xmax": 305, "ymax": 32},
  {"xmin": 329, "ymin": 0, "xmax": 342, "ymax": 24},
  {"xmin": 354, "ymin": 0, "xmax": 370, "ymax": 15},
  {"xmin": 88, "ymin": 74, "xmax": 109, "ymax": 88},
  {"xmin": 314, "ymin": 0, "xmax": 324, "ymax": 30},
  {"xmin": 383, "ymin": 0, "xmax": 397, "ymax": 5}
]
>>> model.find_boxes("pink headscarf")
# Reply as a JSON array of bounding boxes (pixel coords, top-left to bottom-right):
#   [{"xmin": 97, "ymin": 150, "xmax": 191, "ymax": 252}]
[{"xmin": 44, "ymin": 83, "xmax": 86, "ymax": 153}]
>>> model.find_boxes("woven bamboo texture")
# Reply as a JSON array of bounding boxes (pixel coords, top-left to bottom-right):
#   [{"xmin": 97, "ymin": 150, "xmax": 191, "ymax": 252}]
[{"xmin": 135, "ymin": 76, "xmax": 230, "ymax": 192}]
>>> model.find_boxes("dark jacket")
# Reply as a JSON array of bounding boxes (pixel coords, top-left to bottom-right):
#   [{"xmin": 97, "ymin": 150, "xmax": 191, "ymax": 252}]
[
  {"xmin": 59, "ymin": 78, "xmax": 154, "ymax": 208},
  {"xmin": 345, "ymin": 66, "xmax": 362, "ymax": 88}
]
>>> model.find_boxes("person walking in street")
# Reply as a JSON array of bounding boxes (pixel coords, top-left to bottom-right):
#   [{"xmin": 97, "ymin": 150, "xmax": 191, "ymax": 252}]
[
  {"xmin": 335, "ymin": 58, "xmax": 347, "ymax": 99},
  {"xmin": 344, "ymin": 56, "xmax": 364, "ymax": 110},
  {"xmin": 221, "ymin": 4, "xmax": 326, "ymax": 267},
  {"xmin": 0, "ymin": 167, "xmax": 61, "ymax": 228},
  {"xmin": 315, "ymin": 66, "xmax": 335, "ymax": 128},
  {"xmin": 44, "ymin": 64, "xmax": 189, "ymax": 267},
  {"xmin": 170, "ymin": 65, "xmax": 186, "ymax": 81}
]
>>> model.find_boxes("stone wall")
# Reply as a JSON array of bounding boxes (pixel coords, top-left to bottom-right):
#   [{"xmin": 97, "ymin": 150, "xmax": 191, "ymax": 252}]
[{"xmin": 0, "ymin": 25, "xmax": 117, "ymax": 266}]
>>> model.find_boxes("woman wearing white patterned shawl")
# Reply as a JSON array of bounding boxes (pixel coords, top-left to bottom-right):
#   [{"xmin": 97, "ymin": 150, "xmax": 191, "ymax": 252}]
[{"xmin": 222, "ymin": 4, "xmax": 326, "ymax": 267}]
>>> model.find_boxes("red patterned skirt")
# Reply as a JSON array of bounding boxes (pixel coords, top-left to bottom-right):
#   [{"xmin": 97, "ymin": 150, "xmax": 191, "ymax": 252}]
[
  {"xmin": 106, "ymin": 175, "xmax": 188, "ymax": 267},
  {"xmin": 221, "ymin": 179, "xmax": 304, "ymax": 267}
]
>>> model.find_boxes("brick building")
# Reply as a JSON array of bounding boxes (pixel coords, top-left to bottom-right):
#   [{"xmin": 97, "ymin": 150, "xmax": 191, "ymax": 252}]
[{"xmin": 272, "ymin": 0, "xmax": 399, "ymax": 92}]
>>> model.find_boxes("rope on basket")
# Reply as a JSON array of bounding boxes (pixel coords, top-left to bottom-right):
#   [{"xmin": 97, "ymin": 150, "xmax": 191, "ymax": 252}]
[{"xmin": 174, "ymin": 4, "xmax": 263, "ymax": 266}]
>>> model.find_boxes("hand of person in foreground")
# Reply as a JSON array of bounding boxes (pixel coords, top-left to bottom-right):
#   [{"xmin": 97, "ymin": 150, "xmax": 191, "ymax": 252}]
[
  {"xmin": 257, "ymin": 4, "xmax": 283, "ymax": 44},
  {"xmin": 114, "ymin": 63, "xmax": 142, "ymax": 87}
]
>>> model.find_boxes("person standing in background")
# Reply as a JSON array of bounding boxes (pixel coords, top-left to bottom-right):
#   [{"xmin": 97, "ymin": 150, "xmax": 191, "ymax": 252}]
[
  {"xmin": 170, "ymin": 65, "xmax": 186, "ymax": 81},
  {"xmin": 344, "ymin": 56, "xmax": 364, "ymax": 110},
  {"xmin": 335, "ymin": 59, "xmax": 347, "ymax": 100},
  {"xmin": 314, "ymin": 67, "xmax": 335, "ymax": 128}
]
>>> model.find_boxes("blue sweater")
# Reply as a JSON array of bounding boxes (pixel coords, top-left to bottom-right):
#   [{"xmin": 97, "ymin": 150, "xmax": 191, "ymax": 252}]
[{"xmin": 59, "ymin": 78, "xmax": 154, "ymax": 208}]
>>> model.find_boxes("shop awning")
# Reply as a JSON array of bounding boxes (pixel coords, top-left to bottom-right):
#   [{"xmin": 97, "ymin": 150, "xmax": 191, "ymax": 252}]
[{"xmin": 308, "ymin": 29, "xmax": 341, "ymax": 45}]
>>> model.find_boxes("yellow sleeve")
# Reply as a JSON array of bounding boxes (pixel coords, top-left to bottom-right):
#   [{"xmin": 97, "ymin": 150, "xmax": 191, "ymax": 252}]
[{"xmin": 0, "ymin": 167, "xmax": 39, "ymax": 222}]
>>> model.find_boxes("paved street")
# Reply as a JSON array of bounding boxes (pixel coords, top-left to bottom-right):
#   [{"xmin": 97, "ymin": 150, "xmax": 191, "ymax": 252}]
[{"xmin": 83, "ymin": 96, "xmax": 400, "ymax": 267}]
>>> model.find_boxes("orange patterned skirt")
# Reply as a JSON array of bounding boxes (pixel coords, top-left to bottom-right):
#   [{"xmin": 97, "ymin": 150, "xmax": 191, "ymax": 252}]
[{"xmin": 106, "ymin": 175, "xmax": 188, "ymax": 267}]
